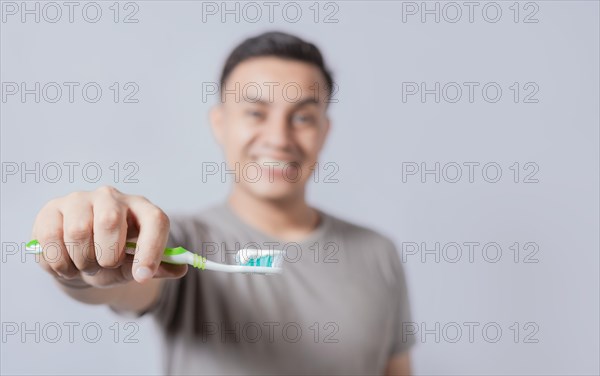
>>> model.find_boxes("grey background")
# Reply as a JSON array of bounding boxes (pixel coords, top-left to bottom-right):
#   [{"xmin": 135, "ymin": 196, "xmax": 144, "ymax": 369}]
[{"xmin": 1, "ymin": 1, "xmax": 598, "ymax": 374}]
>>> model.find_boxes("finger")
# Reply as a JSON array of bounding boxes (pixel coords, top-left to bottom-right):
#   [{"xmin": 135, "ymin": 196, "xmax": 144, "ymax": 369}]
[
  {"xmin": 79, "ymin": 263, "xmax": 134, "ymax": 287},
  {"xmin": 126, "ymin": 196, "xmax": 170, "ymax": 283},
  {"xmin": 34, "ymin": 204, "xmax": 79, "ymax": 279},
  {"xmin": 154, "ymin": 263, "xmax": 188, "ymax": 279},
  {"xmin": 118, "ymin": 254, "xmax": 135, "ymax": 281},
  {"xmin": 62, "ymin": 201, "xmax": 99, "ymax": 275},
  {"xmin": 32, "ymin": 210, "xmax": 56, "ymax": 277},
  {"xmin": 92, "ymin": 195, "xmax": 127, "ymax": 270}
]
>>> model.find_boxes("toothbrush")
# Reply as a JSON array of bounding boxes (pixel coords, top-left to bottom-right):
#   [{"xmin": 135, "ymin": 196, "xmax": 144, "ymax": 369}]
[{"xmin": 25, "ymin": 240, "xmax": 284, "ymax": 275}]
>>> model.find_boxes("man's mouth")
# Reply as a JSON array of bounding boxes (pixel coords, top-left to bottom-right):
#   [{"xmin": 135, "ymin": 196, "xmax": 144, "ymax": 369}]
[{"xmin": 254, "ymin": 157, "xmax": 300, "ymax": 169}]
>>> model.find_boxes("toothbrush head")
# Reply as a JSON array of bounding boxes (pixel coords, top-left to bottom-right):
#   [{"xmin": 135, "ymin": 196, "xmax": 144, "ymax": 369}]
[{"xmin": 236, "ymin": 249, "xmax": 284, "ymax": 269}]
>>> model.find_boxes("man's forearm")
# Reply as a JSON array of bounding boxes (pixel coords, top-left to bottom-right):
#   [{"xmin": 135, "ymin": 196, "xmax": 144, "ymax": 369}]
[{"xmin": 54, "ymin": 276, "xmax": 163, "ymax": 316}]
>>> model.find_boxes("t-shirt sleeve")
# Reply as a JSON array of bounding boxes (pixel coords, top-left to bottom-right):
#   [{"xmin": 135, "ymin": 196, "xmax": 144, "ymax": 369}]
[{"xmin": 386, "ymin": 239, "xmax": 417, "ymax": 356}]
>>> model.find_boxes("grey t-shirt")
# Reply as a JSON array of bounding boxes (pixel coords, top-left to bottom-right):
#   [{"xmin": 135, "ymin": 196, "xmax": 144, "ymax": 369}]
[{"xmin": 143, "ymin": 202, "xmax": 415, "ymax": 375}]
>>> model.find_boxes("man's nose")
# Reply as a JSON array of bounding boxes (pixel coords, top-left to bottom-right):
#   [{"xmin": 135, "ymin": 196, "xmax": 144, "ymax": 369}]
[{"xmin": 262, "ymin": 114, "xmax": 292, "ymax": 149}]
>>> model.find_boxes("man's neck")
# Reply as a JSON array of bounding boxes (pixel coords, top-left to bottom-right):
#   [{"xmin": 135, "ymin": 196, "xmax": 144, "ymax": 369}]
[{"xmin": 227, "ymin": 187, "xmax": 320, "ymax": 242}]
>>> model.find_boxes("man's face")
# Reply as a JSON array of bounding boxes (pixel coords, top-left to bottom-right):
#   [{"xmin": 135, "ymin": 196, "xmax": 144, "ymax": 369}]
[{"xmin": 210, "ymin": 56, "xmax": 331, "ymax": 201}]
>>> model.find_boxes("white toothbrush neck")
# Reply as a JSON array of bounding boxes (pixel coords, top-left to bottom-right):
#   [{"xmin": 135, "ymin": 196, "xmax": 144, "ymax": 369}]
[{"xmin": 203, "ymin": 260, "xmax": 281, "ymax": 274}]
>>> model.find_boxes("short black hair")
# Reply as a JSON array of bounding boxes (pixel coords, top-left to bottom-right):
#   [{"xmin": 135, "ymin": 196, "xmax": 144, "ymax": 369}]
[{"xmin": 220, "ymin": 31, "xmax": 334, "ymax": 101}]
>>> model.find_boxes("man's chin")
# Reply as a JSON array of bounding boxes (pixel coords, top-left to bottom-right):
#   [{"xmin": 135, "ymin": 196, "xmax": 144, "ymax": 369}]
[{"xmin": 244, "ymin": 183, "xmax": 301, "ymax": 202}]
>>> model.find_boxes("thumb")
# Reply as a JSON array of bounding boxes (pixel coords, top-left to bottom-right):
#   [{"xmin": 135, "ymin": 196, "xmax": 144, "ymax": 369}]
[{"xmin": 154, "ymin": 263, "xmax": 188, "ymax": 279}]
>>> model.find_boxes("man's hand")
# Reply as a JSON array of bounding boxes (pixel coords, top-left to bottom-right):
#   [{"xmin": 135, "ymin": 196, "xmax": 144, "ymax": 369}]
[
  {"xmin": 385, "ymin": 352, "xmax": 412, "ymax": 376},
  {"xmin": 31, "ymin": 186, "xmax": 187, "ymax": 289}
]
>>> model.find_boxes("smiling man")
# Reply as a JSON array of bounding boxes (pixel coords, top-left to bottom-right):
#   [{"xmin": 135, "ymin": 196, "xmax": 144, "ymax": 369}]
[{"xmin": 31, "ymin": 31, "xmax": 415, "ymax": 375}]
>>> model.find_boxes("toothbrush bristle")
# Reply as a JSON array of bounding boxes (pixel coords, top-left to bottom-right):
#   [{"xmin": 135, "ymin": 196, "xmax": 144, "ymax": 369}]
[
  {"xmin": 243, "ymin": 254, "xmax": 283, "ymax": 268},
  {"xmin": 236, "ymin": 249, "xmax": 284, "ymax": 268}
]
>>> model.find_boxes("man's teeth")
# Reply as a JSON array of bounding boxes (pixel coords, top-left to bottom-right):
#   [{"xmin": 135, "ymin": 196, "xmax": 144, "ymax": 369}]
[{"xmin": 255, "ymin": 158, "xmax": 295, "ymax": 168}]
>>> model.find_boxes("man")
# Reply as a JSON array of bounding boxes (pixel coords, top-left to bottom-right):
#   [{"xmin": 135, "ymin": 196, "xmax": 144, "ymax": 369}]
[{"xmin": 31, "ymin": 31, "xmax": 415, "ymax": 374}]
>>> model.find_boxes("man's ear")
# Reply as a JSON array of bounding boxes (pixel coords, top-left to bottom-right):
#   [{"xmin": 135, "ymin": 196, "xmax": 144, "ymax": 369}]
[{"xmin": 209, "ymin": 105, "xmax": 225, "ymax": 146}]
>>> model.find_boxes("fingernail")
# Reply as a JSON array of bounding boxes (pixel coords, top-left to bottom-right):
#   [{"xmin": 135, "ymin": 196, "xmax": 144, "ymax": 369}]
[{"xmin": 135, "ymin": 266, "xmax": 152, "ymax": 281}]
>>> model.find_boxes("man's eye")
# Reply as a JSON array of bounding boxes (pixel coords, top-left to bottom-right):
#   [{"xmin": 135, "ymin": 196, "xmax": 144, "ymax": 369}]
[
  {"xmin": 246, "ymin": 110, "xmax": 265, "ymax": 119},
  {"xmin": 293, "ymin": 114, "xmax": 315, "ymax": 124}
]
